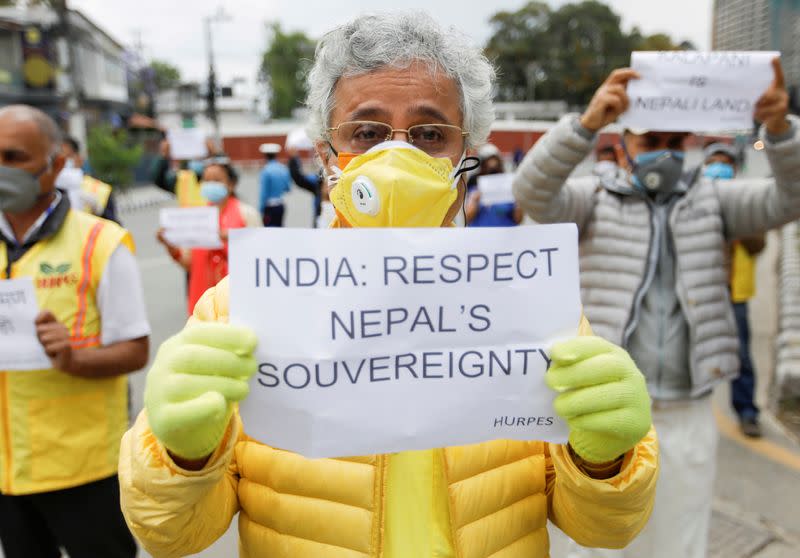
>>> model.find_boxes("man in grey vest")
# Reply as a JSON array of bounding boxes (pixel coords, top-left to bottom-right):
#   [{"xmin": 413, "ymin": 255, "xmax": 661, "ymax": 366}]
[{"xmin": 513, "ymin": 59, "xmax": 798, "ymax": 558}]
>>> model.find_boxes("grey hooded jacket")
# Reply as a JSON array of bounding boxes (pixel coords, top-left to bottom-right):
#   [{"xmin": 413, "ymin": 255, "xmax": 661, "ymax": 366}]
[{"xmin": 512, "ymin": 114, "xmax": 800, "ymax": 398}]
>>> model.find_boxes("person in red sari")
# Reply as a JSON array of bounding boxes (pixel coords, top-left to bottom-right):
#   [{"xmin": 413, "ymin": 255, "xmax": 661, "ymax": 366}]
[{"xmin": 158, "ymin": 159, "xmax": 261, "ymax": 314}]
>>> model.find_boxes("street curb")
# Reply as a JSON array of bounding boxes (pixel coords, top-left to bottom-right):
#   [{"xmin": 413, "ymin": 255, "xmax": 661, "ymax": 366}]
[{"xmin": 117, "ymin": 185, "xmax": 174, "ymax": 214}]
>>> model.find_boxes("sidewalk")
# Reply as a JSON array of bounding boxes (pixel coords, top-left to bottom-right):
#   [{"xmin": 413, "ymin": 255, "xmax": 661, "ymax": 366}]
[{"xmin": 708, "ymin": 230, "xmax": 800, "ymax": 558}]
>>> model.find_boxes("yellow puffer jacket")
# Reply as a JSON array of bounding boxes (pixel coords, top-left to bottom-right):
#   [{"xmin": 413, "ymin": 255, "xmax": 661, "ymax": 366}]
[{"xmin": 120, "ymin": 279, "xmax": 659, "ymax": 558}]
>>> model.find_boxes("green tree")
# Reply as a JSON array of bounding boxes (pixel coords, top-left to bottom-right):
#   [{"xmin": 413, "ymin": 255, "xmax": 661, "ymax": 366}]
[
  {"xmin": 87, "ymin": 125, "xmax": 143, "ymax": 190},
  {"xmin": 544, "ymin": 1, "xmax": 633, "ymax": 105},
  {"xmin": 259, "ymin": 23, "xmax": 315, "ymax": 119},
  {"xmin": 631, "ymin": 31, "xmax": 680, "ymax": 51},
  {"xmin": 486, "ymin": 1, "xmax": 633, "ymax": 105},
  {"xmin": 486, "ymin": 1, "xmax": 690, "ymax": 107},
  {"xmin": 149, "ymin": 59, "xmax": 181, "ymax": 91},
  {"xmin": 485, "ymin": 2, "xmax": 551, "ymax": 102},
  {"xmin": 0, "ymin": 1, "xmax": 52, "ymax": 6}
]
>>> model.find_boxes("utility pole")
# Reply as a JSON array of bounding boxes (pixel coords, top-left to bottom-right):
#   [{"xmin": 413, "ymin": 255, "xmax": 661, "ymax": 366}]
[
  {"xmin": 204, "ymin": 7, "xmax": 230, "ymax": 150},
  {"xmin": 52, "ymin": 0, "xmax": 86, "ymax": 153}
]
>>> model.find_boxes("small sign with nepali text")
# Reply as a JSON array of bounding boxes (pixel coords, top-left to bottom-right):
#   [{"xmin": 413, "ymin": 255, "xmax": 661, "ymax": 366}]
[
  {"xmin": 159, "ymin": 207, "xmax": 223, "ymax": 249},
  {"xmin": 477, "ymin": 173, "xmax": 515, "ymax": 206},
  {"xmin": 0, "ymin": 278, "xmax": 51, "ymax": 371},
  {"xmin": 229, "ymin": 226, "xmax": 580, "ymax": 458},
  {"xmin": 166, "ymin": 128, "xmax": 208, "ymax": 161},
  {"xmin": 620, "ymin": 51, "xmax": 779, "ymax": 132}
]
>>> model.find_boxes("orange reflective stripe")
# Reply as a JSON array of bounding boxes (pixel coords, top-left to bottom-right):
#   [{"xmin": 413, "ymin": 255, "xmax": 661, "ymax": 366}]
[
  {"xmin": 70, "ymin": 335, "xmax": 101, "ymax": 349},
  {"xmin": 71, "ymin": 222, "xmax": 104, "ymax": 339}
]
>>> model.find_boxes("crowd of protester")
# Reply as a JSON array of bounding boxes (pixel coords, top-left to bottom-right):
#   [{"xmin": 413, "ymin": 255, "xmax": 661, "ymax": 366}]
[{"xmin": 1, "ymin": 10, "xmax": 797, "ymax": 558}]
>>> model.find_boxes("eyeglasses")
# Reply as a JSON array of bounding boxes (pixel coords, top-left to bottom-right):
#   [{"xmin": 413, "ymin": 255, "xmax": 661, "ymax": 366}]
[{"xmin": 327, "ymin": 120, "xmax": 468, "ymax": 158}]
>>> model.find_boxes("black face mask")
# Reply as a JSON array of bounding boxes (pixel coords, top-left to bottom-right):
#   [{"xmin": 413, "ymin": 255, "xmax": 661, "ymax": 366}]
[{"xmin": 631, "ymin": 150, "xmax": 685, "ymax": 193}]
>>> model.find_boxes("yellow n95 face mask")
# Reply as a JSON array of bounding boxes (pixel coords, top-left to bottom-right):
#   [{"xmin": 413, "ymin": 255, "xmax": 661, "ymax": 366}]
[{"xmin": 328, "ymin": 141, "xmax": 467, "ymax": 228}]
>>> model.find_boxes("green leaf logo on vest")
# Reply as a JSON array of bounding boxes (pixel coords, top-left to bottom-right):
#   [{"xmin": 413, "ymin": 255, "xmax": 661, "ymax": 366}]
[
  {"xmin": 40, "ymin": 262, "xmax": 71, "ymax": 275},
  {"xmin": 37, "ymin": 262, "xmax": 78, "ymax": 289}
]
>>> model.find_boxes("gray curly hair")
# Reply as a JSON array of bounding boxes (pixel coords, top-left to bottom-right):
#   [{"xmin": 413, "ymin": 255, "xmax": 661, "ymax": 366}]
[{"xmin": 305, "ymin": 12, "xmax": 496, "ymax": 149}]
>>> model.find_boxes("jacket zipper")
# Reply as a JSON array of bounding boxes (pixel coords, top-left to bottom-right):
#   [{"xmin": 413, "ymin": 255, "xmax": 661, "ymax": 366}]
[
  {"xmin": 655, "ymin": 207, "xmax": 667, "ymax": 390},
  {"xmin": 653, "ymin": 199, "xmax": 680, "ymax": 391},
  {"xmin": 668, "ymin": 199, "xmax": 700, "ymax": 394},
  {"xmin": 622, "ymin": 197, "xmax": 660, "ymax": 346},
  {"xmin": 376, "ymin": 454, "xmax": 387, "ymax": 558}
]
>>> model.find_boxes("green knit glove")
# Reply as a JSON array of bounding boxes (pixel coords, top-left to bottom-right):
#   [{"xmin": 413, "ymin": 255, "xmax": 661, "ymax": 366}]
[
  {"xmin": 144, "ymin": 323, "xmax": 258, "ymax": 460},
  {"xmin": 546, "ymin": 336, "xmax": 652, "ymax": 464}
]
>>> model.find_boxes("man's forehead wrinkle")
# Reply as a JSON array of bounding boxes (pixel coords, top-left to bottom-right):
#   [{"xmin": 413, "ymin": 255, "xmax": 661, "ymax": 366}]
[
  {"xmin": 0, "ymin": 118, "xmax": 45, "ymax": 155},
  {"xmin": 0, "ymin": 105, "xmax": 60, "ymax": 154}
]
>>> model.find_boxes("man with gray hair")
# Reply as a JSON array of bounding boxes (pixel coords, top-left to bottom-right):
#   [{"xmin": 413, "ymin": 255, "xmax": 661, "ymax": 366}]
[
  {"xmin": 0, "ymin": 105, "xmax": 150, "ymax": 558},
  {"xmin": 118, "ymin": 13, "xmax": 658, "ymax": 558}
]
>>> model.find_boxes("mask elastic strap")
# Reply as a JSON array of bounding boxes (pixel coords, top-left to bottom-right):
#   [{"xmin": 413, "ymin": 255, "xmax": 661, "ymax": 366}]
[
  {"xmin": 326, "ymin": 165, "xmax": 342, "ymax": 189},
  {"xmin": 33, "ymin": 157, "xmax": 53, "ymax": 180},
  {"xmin": 620, "ymin": 137, "xmax": 636, "ymax": 170},
  {"xmin": 450, "ymin": 153, "xmax": 480, "ymax": 189},
  {"xmin": 327, "ymin": 141, "xmax": 338, "ymax": 157},
  {"xmin": 620, "ymin": 138, "xmax": 649, "ymax": 196}
]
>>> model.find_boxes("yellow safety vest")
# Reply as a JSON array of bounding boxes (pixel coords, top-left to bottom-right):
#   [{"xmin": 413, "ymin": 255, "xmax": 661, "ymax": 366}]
[
  {"xmin": 78, "ymin": 175, "xmax": 113, "ymax": 215},
  {"xmin": 0, "ymin": 209, "xmax": 134, "ymax": 495},
  {"xmin": 176, "ymin": 169, "xmax": 204, "ymax": 207},
  {"xmin": 730, "ymin": 241, "xmax": 757, "ymax": 303}
]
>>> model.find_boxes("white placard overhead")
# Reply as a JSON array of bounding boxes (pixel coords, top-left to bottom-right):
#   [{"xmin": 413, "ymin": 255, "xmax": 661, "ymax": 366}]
[
  {"xmin": 0, "ymin": 278, "xmax": 51, "ymax": 371},
  {"xmin": 229, "ymin": 226, "xmax": 580, "ymax": 458},
  {"xmin": 159, "ymin": 207, "xmax": 223, "ymax": 249},
  {"xmin": 285, "ymin": 128, "xmax": 314, "ymax": 151},
  {"xmin": 477, "ymin": 173, "xmax": 515, "ymax": 206},
  {"xmin": 620, "ymin": 51, "xmax": 779, "ymax": 132},
  {"xmin": 166, "ymin": 128, "xmax": 209, "ymax": 161}
]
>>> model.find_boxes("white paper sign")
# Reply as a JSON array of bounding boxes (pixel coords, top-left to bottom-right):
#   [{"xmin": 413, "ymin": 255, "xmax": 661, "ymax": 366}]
[
  {"xmin": 229, "ymin": 226, "xmax": 580, "ymax": 458},
  {"xmin": 166, "ymin": 128, "xmax": 209, "ymax": 161},
  {"xmin": 159, "ymin": 207, "xmax": 223, "ymax": 249},
  {"xmin": 620, "ymin": 51, "xmax": 779, "ymax": 132},
  {"xmin": 285, "ymin": 128, "xmax": 314, "ymax": 151},
  {"xmin": 0, "ymin": 278, "xmax": 51, "ymax": 371},
  {"xmin": 56, "ymin": 168, "xmax": 89, "ymax": 213},
  {"xmin": 477, "ymin": 173, "xmax": 515, "ymax": 206},
  {"xmin": 55, "ymin": 168, "xmax": 84, "ymax": 191}
]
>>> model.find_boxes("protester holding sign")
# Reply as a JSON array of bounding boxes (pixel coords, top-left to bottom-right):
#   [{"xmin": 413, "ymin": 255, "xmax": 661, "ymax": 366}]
[
  {"xmin": 151, "ymin": 135, "xmax": 219, "ymax": 207},
  {"xmin": 703, "ymin": 142, "xmax": 766, "ymax": 438},
  {"xmin": 513, "ymin": 56, "xmax": 798, "ymax": 558},
  {"xmin": 119, "ymin": 13, "xmax": 657, "ymax": 558},
  {"xmin": 0, "ymin": 105, "xmax": 150, "ymax": 558},
  {"xmin": 465, "ymin": 143, "xmax": 523, "ymax": 227},
  {"xmin": 157, "ymin": 160, "xmax": 260, "ymax": 314},
  {"xmin": 58, "ymin": 136, "xmax": 118, "ymax": 223}
]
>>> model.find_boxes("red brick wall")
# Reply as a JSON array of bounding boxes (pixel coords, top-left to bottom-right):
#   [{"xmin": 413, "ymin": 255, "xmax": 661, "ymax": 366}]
[
  {"xmin": 222, "ymin": 135, "xmax": 290, "ymax": 164},
  {"xmin": 220, "ymin": 128, "xmax": 724, "ymax": 164}
]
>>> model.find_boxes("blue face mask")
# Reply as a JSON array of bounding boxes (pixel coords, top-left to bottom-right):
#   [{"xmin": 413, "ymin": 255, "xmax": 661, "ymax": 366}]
[
  {"xmin": 704, "ymin": 162, "xmax": 735, "ymax": 180},
  {"xmin": 200, "ymin": 181, "xmax": 229, "ymax": 203}
]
